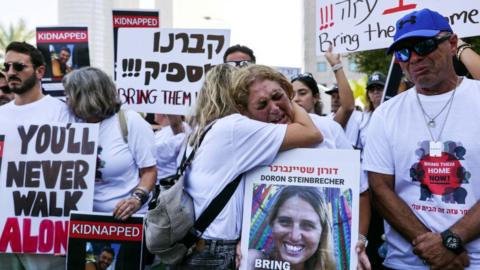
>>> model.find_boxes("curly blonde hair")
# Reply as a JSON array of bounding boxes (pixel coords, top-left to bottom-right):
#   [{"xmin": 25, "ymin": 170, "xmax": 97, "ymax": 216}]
[{"xmin": 188, "ymin": 64, "xmax": 239, "ymax": 147}]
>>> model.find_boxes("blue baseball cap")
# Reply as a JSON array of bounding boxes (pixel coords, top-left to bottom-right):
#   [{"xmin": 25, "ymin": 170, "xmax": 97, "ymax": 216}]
[{"xmin": 387, "ymin": 8, "xmax": 452, "ymax": 54}]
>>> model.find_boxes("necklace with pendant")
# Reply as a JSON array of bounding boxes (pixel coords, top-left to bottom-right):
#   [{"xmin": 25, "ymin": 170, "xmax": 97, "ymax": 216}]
[
  {"xmin": 415, "ymin": 77, "xmax": 461, "ymax": 156},
  {"xmin": 416, "ymin": 86, "xmax": 456, "ymax": 128}
]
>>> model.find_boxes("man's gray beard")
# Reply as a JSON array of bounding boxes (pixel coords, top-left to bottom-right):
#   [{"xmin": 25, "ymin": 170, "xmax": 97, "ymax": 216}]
[{"xmin": 9, "ymin": 73, "xmax": 37, "ymax": 95}]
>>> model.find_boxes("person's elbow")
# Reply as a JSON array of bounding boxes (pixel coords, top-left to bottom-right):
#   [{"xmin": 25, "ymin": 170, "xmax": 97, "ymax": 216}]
[
  {"xmin": 344, "ymin": 104, "xmax": 355, "ymax": 115},
  {"xmin": 280, "ymin": 125, "xmax": 323, "ymax": 151},
  {"xmin": 305, "ymin": 128, "xmax": 323, "ymax": 145},
  {"xmin": 313, "ymin": 128, "xmax": 323, "ymax": 143}
]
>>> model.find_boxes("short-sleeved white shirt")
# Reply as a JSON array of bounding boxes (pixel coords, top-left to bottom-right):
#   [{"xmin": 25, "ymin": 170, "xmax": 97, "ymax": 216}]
[
  {"xmin": 154, "ymin": 122, "xmax": 191, "ymax": 180},
  {"xmin": 185, "ymin": 114, "xmax": 287, "ymax": 240},
  {"xmin": 93, "ymin": 110, "xmax": 156, "ymax": 214},
  {"xmin": 0, "ymin": 95, "xmax": 74, "ymax": 123},
  {"xmin": 310, "ymin": 114, "xmax": 352, "ymax": 150}
]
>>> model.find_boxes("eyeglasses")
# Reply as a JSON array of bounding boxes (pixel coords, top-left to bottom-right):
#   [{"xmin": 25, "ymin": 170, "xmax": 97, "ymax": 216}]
[
  {"xmin": 394, "ymin": 33, "xmax": 452, "ymax": 62},
  {"xmin": 225, "ymin": 60, "xmax": 252, "ymax": 68},
  {"xmin": 3, "ymin": 62, "xmax": 30, "ymax": 72},
  {"xmin": 291, "ymin": 72, "xmax": 314, "ymax": 81},
  {"xmin": 0, "ymin": 85, "xmax": 10, "ymax": 94}
]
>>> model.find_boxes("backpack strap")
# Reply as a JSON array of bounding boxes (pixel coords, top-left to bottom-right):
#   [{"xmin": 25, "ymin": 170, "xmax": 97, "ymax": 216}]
[{"xmin": 118, "ymin": 109, "xmax": 128, "ymax": 144}]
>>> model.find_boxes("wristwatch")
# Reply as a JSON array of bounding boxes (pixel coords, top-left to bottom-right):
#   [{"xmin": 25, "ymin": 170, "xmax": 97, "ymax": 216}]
[{"xmin": 441, "ymin": 229, "xmax": 463, "ymax": 254}]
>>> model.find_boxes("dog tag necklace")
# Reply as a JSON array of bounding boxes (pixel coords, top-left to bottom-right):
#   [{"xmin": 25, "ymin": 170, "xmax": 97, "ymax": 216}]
[
  {"xmin": 415, "ymin": 77, "xmax": 460, "ymax": 157},
  {"xmin": 416, "ymin": 85, "xmax": 456, "ymax": 128}
]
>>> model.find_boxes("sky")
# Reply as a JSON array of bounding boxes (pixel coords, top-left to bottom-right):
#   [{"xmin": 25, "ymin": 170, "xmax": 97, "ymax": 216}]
[
  {"xmin": 0, "ymin": 0, "xmax": 303, "ymax": 68},
  {"xmin": 0, "ymin": 1, "xmax": 58, "ymax": 29}
]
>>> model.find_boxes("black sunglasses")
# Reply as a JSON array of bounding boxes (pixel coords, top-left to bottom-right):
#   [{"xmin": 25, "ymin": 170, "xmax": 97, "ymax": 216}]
[
  {"xmin": 0, "ymin": 85, "xmax": 10, "ymax": 94},
  {"xmin": 291, "ymin": 72, "xmax": 314, "ymax": 81},
  {"xmin": 225, "ymin": 60, "xmax": 252, "ymax": 68},
  {"xmin": 394, "ymin": 33, "xmax": 452, "ymax": 62},
  {"xmin": 3, "ymin": 62, "xmax": 30, "ymax": 72}
]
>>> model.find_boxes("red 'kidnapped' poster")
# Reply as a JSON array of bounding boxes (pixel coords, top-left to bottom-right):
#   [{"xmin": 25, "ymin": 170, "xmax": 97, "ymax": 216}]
[{"xmin": 36, "ymin": 26, "xmax": 91, "ymax": 97}]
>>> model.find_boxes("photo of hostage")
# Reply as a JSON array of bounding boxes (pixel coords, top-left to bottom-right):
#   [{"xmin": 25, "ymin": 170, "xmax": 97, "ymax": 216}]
[
  {"xmin": 248, "ymin": 186, "xmax": 335, "ymax": 270},
  {"xmin": 52, "ymin": 46, "xmax": 72, "ymax": 77},
  {"xmin": 85, "ymin": 246, "xmax": 115, "ymax": 270}
]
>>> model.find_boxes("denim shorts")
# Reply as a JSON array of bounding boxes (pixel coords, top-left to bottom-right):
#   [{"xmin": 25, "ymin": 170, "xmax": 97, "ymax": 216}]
[{"xmin": 179, "ymin": 239, "xmax": 238, "ymax": 270}]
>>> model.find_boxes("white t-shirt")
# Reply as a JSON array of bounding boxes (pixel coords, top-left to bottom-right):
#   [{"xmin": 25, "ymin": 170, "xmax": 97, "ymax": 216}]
[
  {"xmin": 155, "ymin": 122, "xmax": 191, "ymax": 180},
  {"xmin": 329, "ymin": 106, "xmax": 376, "ymax": 191},
  {"xmin": 310, "ymin": 114, "xmax": 352, "ymax": 150},
  {"xmin": 363, "ymin": 78, "xmax": 480, "ymax": 269},
  {"xmin": 185, "ymin": 114, "xmax": 287, "ymax": 240},
  {"xmin": 0, "ymin": 95, "xmax": 74, "ymax": 123},
  {"xmin": 93, "ymin": 110, "xmax": 156, "ymax": 214},
  {"xmin": 355, "ymin": 111, "xmax": 373, "ymax": 193},
  {"xmin": 344, "ymin": 110, "xmax": 365, "ymax": 147}
]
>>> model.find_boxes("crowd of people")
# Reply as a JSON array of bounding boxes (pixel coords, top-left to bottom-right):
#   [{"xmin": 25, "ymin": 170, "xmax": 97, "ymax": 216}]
[{"xmin": 1, "ymin": 7, "xmax": 480, "ymax": 270}]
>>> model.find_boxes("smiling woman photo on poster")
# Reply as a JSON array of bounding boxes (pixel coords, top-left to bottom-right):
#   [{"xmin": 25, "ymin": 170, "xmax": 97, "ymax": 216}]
[{"xmin": 248, "ymin": 185, "xmax": 335, "ymax": 270}]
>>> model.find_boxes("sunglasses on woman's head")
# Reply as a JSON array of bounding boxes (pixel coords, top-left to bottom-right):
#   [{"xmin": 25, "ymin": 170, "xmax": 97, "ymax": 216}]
[
  {"xmin": 291, "ymin": 72, "xmax": 314, "ymax": 81},
  {"xmin": 3, "ymin": 62, "xmax": 30, "ymax": 72},
  {"xmin": 394, "ymin": 33, "xmax": 452, "ymax": 63}
]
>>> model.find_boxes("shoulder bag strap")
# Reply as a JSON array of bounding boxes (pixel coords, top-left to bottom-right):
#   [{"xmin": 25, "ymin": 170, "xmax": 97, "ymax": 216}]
[
  {"xmin": 194, "ymin": 173, "xmax": 243, "ymax": 231},
  {"xmin": 178, "ymin": 121, "xmax": 215, "ymax": 174},
  {"xmin": 181, "ymin": 173, "xmax": 243, "ymax": 247},
  {"xmin": 118, "ymin": 109, "xmax": 128, "ymax": 144}
]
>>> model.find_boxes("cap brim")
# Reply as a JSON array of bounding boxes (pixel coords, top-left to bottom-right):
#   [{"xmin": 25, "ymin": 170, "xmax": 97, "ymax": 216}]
[
  {"xmin": 324, "ymin": 89, "xmax": 338, "ymax": 95},
  {"xmin": 367, "ymin": 82, "xmax": 385, "ymax": 89},
  {"xmin": 386, "ymin": 29, "xmax": 440, "ymax": 54}
]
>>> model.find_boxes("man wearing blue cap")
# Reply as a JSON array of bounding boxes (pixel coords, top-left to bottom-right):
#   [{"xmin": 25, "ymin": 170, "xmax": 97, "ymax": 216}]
[{"xmin": 364, "ymin": 8, "xmax": 480, "ymax": 270}]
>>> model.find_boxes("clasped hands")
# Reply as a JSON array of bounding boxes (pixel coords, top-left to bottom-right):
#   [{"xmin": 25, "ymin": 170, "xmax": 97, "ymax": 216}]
[{"xmin": 412, "ymin": 232, "xmax": 469, "ymax": 270}]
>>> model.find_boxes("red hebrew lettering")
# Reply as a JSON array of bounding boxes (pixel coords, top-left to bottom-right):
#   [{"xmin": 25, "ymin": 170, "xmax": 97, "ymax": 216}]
[{"xmin": 383, "ymin": 0, "xmax": 417, "ymax": 15}]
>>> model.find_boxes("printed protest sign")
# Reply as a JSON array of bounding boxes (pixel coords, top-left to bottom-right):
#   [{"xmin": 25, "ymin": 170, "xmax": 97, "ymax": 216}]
[
  {"xmin": 115, "ymin": 28, "xmax": 230, "ymax": 114},
  {"xmin": 36, "ymin": 27, "xmax": 91, "ymax": 96},
  {"xmin": 315, "ymin": 0, "xmax": 480, "ymax": 54},
  {"xmin": 0, "ymin": 121, "xmax": 98, "ymax": 255},
  {"xmin": 240, "ymin": 149, "xmax": 360, "ymax": 270},
  {"xmin": 112, "ymin": 9, "xmax": 160, "ymax": 81},
  {"xmin": 67, "ymin": 211, "xmax": 144, "ymax": 270}
]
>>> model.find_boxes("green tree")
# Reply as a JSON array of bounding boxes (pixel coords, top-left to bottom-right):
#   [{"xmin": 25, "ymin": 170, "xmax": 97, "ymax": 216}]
[
  {"xmin": 348, "ymin": 36, "xmax": 480, "ymax": 75},
  {"xmin": 0, "ymin": 19, "xmax": 35, "ymax": 60},
  {"xmin": 347, "ymin": 49, "xmax": 390, "ymax": 75}
]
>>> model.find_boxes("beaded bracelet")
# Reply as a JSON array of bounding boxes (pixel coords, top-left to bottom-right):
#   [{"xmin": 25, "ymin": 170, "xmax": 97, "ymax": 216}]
[
  {"xmin": 456, "ymin": 43, "xmax": 473, "ymax": 60},
  {"xmin": 332, "ymin": 63, "xmax": 343, "ymax": 72}
]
